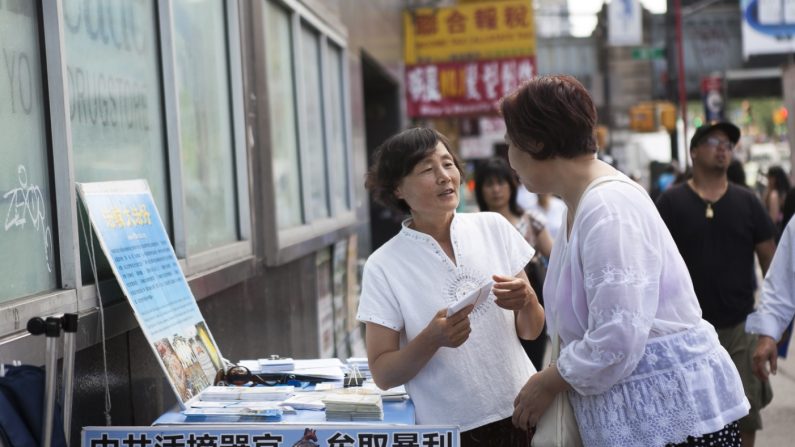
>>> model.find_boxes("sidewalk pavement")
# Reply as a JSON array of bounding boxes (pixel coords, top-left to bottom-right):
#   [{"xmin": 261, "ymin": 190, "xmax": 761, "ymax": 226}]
[{"xmin": 757, "ymin": 343, "xmax": 795, "ymax": 446}]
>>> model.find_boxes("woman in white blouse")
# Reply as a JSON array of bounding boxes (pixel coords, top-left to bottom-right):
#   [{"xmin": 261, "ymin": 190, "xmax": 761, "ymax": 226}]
[
  {"xmin": 501, "ymin": 75, "xmax": 749, "ymax": 447},
  {"xmin": 357, "ymin": 128, "xmax": 545, "ymax": 446}
]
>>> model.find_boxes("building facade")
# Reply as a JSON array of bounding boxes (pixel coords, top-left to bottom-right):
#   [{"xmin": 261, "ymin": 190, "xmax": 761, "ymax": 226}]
[{"xmin": 0, "ymin": 0, "xmax": 405, "ymax": 440}]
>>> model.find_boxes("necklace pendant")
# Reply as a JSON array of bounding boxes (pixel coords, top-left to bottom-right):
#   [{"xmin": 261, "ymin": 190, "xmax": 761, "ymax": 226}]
[{"xmin": 705, "ymin": 203, "xmax": 714, "ymax": 219}]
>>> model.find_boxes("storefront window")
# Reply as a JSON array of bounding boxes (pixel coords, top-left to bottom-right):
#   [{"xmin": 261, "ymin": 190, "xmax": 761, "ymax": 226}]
[
  {"xmin": 300, "ymin": 25, "xmax": 330, "ymax": 221},
  {"xmin": 0, "ymin": 1, "xmax": 57, "ymax": 302},
  {"xmin": 326, "ymin": 43, "xmax": 350, "ymax": 213},
  {"xmin": 173, "ymin": 0, "xmax": 238, "ymax": 254},
  {"xmin": 63, "ymin": 0, "xmax": 170, "ymax": 228},
  {"xmin": 265, "ymin": 1, "xmax": 302, "ymax": 229}
]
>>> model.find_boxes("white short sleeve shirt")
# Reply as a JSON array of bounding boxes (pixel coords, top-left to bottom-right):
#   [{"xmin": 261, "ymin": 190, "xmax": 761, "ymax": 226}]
[
  {"xmin": 357, "ymin": 212, "xmax": 536, "ymax": 431},
  {"xmin": 747, "ymin": 218, "xmax": 795, "ymax": 339}
]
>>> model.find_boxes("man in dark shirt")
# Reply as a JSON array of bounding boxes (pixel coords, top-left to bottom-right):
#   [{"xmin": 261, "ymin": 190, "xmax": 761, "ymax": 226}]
[{"xmin": 657, "ymin": 121, "xmax": 776, "ymax": 447}]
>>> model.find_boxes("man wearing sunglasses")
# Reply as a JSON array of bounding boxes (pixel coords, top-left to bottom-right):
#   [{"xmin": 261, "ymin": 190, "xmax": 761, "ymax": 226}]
[{"xmin": 656, "ymin": 121, "xmax": 777, "ymax": 447}]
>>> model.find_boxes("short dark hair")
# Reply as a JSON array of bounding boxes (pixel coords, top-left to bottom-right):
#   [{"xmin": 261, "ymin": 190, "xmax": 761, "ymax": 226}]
[
  {"xmin": 365, "ymin": 128, "xmax": 463, "ymax": 214},
  {"xmin": 500, "ymin": 75, "xmax": 598, "ymax": 160},
  {"xmin": 474, "ymin": 158, "xmax": 523, "ymax": 217}
]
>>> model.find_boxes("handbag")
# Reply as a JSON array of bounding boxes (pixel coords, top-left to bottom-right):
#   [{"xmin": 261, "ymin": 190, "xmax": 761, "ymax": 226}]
[{"xmin": 531, "ymin": 330, "xmax": 582, "ymax": 447}]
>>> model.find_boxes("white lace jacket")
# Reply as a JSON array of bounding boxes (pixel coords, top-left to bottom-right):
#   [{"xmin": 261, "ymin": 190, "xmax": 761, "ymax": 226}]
[{"xmin": 545, "ymin": 175, "xmax": 749, "ymax": 447}]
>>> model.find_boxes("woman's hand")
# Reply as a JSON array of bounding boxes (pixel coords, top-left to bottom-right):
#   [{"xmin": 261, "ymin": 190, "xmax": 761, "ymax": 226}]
[
  {"xmin": 492, "ymin": 274, "xmax": 538, "ymax": 311},
  {"xmin": 513, "ymin": 366, "xmax": 570, "ymax": 430},
  {"xmin": 425, "ymin": 305, "xmax": 474, "ymax": 349}
]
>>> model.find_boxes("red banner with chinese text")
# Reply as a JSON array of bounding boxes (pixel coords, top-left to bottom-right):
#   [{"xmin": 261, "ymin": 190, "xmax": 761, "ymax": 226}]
[{"xmin": 405, "ymin": 56, "xmax": 536, "ymax": 118}]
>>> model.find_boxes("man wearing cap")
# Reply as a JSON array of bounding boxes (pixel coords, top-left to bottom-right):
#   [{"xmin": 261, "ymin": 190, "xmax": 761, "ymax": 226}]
[{"xmin": 656, "ymin": 121, "xmax": 776, "ymax": 447}]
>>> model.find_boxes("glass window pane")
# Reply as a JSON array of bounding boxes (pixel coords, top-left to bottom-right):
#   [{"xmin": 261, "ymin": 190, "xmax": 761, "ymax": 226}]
[
  {"xmin": 173, "ymin": 0, "xmax": 238, "ymax": 254},
  {"xmin": 264, "ymin": 1, "xmax": 302, "ymax": 229},
  {"xmin": 327, "ymin": 44, "xmax": 349, "ymax": 212},
  {"xmin": 63, "ymin": 0, "xmax": 170, "ymax": 229},
  {"xmin": 300, "ymin": 25, "xmax": 329, "ymax": 220},
  {"xmin": 0, "ymin": 2, "xmax": 57, "ymax": 302}
]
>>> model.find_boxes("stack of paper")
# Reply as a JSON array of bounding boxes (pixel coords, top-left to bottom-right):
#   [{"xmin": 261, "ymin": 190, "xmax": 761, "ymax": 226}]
[
  {"xmin": 322, "ymin": 393, "xmax": 383, "ymax": 421},
  {"xmin": 258, "ymin": 357, "xmax": 295, "ymax": 373},
  {"xmin": 183, "ymin": 401, "xmax": 283, "ymax": 420},
  {"xmin": 291, "ymin": 358, "xmax": 346, "ymax": 381},
  {"xmin": 281, "ymin": 393, "xmax": 326, "ymax": 411},
  {"xmin": 236, "ymin": 358, "xmax": 346, "ymax": 381},
  {"xmin": 199, "ymin": 386, "xmax": 294, "ymax": 402},
  {"xmin": 362, "ymin": 381, "xmax": 409, "ymax": 401},
  {"xmin": 346, "ymin": 357, "xmax": 371, "ymax": 379}
]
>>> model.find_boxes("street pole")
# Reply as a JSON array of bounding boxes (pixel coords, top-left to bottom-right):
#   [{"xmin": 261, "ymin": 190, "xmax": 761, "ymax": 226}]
[{"xmin": 674, "ymin": 0, "xmax": 688, "ymax": 149}]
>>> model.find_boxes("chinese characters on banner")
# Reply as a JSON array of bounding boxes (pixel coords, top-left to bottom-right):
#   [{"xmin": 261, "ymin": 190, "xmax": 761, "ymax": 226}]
[
  {"xmin": 403, "ymin": 0, "xmax": 536, "ymax": 118},
  {"xmin": 405, "ymin": 56, "xmax": 536, "ymax": 118},
  {"xmin": 404, "ymin": 0, "xmax": 535, "ymax": 64}
]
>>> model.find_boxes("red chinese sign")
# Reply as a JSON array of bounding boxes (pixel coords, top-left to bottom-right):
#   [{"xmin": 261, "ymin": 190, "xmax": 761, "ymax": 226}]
[{"xmin": 405, "ymin": 56, "xmax": 536, "ymax": 118}]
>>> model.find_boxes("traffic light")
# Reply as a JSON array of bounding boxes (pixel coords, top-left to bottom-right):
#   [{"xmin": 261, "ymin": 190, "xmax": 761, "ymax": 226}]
[
  {"xmin": 595, "ymin": 125, "xmax": 609, "ymax": 149},
  {"xmin": 659, "ymin": 102, "xmax": 677, "ymax": 132},
  {"xmin": 629, "ymin": 103, "xmax": 655, "ymax": 132},
  {"xmin": 773, "ymin": 106, "xmax": 788, "ymax": 125}
]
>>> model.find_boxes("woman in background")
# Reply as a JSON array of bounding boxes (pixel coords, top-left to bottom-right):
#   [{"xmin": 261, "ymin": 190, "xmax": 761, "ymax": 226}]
[
  {"xmin": 764, "ymin": 165, "xmax": 791, "ymax": 238},
  {"xmin": 474, "ymin": 157, "xmax": 552, "ymax": 370}
]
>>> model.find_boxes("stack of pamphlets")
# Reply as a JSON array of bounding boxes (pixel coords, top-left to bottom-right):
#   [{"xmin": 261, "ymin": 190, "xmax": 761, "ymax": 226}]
[
  {"xmin": 346, "ymin": 357, "xmax": 371, "ymax": 379},
  {"xmin": 280, "ymin": 393, "xmax": 326, "ymax": 411},
  {"xmin": 236, "ymin": 358, "xmax": 345, "ymax": 381},
  {"xmin": 361, "ymin": 381, "xmax": 409, "ymax": 401},
  {"xmin": 322, "ymin": 393, "xmax": 383, "ymax": 421},
  {"xmin": 258, "ymin": 357, "xmax": 295, "ymax": 373},
  {"xmin": 199, "ymin": 385, "xmax": 294, "ymax": 401},
  {"xmin": 182, "ymin": 401, "xmax": 283, "ymax": 419}
]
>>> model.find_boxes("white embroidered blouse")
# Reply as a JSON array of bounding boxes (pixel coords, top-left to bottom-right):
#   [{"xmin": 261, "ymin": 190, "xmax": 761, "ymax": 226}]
[{"xmin": 545, "ymin": 175, "xmax": 749, "ymax": 446}]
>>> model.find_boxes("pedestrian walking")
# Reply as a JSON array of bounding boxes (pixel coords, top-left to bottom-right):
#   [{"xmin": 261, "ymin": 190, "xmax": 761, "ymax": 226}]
[
  {"xmin": 503, "ymin": 75, "xmax": 749, "ymax": 447},
  {"xmin": 656, "ymin": 121, "xmax": 777, "ymax": 447},
  {"xmin": 763, "ymin": 166, "xmax": 791, "ymax": 240}
]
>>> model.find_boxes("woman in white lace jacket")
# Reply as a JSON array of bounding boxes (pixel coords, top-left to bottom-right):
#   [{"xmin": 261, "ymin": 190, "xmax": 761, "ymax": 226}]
[{"xmin": 501, "ymin": 75, "xmax": 750, "ymax": 447}]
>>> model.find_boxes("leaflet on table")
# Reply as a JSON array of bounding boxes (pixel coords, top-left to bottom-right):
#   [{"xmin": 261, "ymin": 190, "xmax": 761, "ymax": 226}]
[
  {"xmin": 199, "ymin": 386, "xmax": 294, "ymax": 401},
  {"xmin": 446, "ymin": 280, "xmax": 494, "ymax": 317}
]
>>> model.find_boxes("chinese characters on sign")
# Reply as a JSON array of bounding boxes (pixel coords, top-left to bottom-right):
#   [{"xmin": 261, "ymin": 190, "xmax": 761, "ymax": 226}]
[
  {"xmin": 405, "ymin": 56, "xmax": 536, "ymax": 118},
  {"xmin": 83, "ymin": 426, "xmax": 459, "ymax": 447},
  {"xmin": 403, "ymin": 0, "xmax": 535, "ymax": 64}
]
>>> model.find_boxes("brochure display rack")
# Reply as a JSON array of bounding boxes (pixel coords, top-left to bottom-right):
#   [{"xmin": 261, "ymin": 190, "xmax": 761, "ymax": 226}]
[{"xmin": 76, "ymin": 181, "xmax": 460, "ymax": 446}]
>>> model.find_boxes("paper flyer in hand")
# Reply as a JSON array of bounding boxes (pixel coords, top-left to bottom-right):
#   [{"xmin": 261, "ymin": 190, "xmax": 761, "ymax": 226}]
[{"xmin": 446, "ymin": 280, "xmax": 493, "ymax": 317}]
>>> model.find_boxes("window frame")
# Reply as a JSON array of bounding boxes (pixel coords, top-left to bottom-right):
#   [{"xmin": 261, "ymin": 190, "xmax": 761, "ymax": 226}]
[
  {"xmin": 257, "ymin": 0, "xmax": 356, "ymax": 266},
  {"xmin": 0, "ymin": 0, "xmax": 254, "ymax": 342}
]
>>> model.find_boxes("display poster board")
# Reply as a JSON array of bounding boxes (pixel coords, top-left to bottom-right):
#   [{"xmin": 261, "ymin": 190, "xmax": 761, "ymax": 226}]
[
  {"xmin": 83, "ymin": 425, "xmax": 460, "ymax": 447},
  {"xmin": 316, "ymin": 248, "xmax": 335, "ymax": 358},
  {"xmin": 332, "ymin": 239, "xmax": 349, "ymax": 358},
  {"xmin": 345, "ymin": 234, "xmax": 359, "ymax": 333},
  {"xmin": 76, "ymin": 180, "xmax": 223, "ymax": 407}
]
